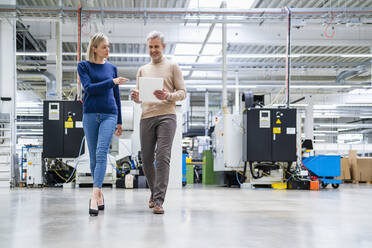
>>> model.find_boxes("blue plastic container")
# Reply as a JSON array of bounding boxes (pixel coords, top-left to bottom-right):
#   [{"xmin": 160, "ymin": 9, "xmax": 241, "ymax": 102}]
[{"xmin": 302, "ymin": 155, "xmax": 342, "ymax": 185}]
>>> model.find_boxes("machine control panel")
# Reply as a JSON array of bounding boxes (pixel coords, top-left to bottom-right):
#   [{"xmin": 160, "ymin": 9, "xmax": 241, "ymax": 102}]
[
  {"xmin": 49, "ymin": 102, "xmax": 60, "ymax": 120},
  {"xmin": 259, "ymin": 110, "xmax": 270, "ymax": 128}
]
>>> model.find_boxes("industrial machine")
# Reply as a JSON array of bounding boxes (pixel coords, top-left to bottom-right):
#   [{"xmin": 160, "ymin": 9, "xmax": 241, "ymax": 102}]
[
  {"xmin": 242, "ymin": 107, "xmax": 297, "ymax": 185},
  {"xmin": 25, "ymin": 147, "xmax": 43, "ymax": 187},
  {"xmin": 43, "ymin": 100, "xmax": 85, "ymax": 158},
  {"xmin": 211, "ymin": 113, "xmax": 244, "ymax": 186},
  {"xmin": 241, "ymin": 92, "xmax": 298, "ymax": 186}
]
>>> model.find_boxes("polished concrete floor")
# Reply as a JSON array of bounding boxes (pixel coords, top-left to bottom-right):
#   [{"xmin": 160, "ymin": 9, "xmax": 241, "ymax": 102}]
[{"xmin": 1, "ymin": 184, "xmax": 372, "ymax": 248}]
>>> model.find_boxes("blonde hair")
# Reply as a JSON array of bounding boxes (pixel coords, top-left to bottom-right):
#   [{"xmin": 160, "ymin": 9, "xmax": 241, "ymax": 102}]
[{"xmin": 86, "ymin": 33, "xmax": 108, "ymax": 62}]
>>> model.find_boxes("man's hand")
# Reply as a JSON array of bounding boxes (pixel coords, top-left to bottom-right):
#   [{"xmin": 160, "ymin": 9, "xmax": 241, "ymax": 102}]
[
  {"xmin": 153, "ymin": 89, "xmax": 169, "ymax": 101},
  {"xmin": 131, "ymin": 89, "xmax": 139, "ymax": 102},
  {"xmin": 114, "ymin": 124, "xmax": 122, "ymax": 137}
]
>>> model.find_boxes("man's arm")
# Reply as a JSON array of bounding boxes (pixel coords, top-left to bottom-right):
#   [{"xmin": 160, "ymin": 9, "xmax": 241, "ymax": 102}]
[
  {"xmin": 131, "ymin": 68, "xmax": 142, "ymax": 104},
  {"xmin": 167, "ymin": 63, "xmax": 187, "ymax": 102}
]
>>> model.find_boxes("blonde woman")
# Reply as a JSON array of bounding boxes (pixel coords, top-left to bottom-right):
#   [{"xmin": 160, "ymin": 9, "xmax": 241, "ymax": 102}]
[{"xmin": 77, "ymin": 33, "xmax": 128, "ymax": 216}]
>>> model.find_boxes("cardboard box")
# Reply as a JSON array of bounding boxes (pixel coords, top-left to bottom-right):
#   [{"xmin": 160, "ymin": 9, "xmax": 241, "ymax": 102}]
[
  {"xmin": 352, "ymin": 158, "xmax": 372, "ymax": 182},
  {"xmin": 338, "ymin": 157, "xmax": 351, "ymax": 180}
]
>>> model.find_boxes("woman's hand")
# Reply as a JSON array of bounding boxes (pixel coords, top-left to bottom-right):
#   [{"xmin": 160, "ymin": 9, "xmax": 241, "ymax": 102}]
[
  {"xmin": 113, "ymin": 77, "xmax": 129, "ymax": 85},
  {"xmin": 114, "ymin": 124, "xmax": 122, "ymax": 137}
]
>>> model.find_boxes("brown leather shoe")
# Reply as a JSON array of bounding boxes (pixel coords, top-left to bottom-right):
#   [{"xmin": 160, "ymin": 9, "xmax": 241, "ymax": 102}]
[
  {"xmin": 149, "ymin": 198, "xmax": 155, "ymax": 209},
  {"xmin": 153, "ymin": 204, "xmax": 164, "ymax": 214}
]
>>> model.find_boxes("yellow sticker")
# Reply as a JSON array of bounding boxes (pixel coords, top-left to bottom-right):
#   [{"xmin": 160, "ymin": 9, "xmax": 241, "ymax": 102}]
[
  {"xmin": 65, "ymin": 121, "xmax": 73, "ymax": 128},
  {"xmin": 67, "ymin": 116, "xmax": 73, "ymax": 122},
  {"xmin": 273, "ymin": 127, "xmax": 281, "ymax": 134},
  {"xmin": 276, "ymin": 119, "xmax": 281, "ymax": 124}
]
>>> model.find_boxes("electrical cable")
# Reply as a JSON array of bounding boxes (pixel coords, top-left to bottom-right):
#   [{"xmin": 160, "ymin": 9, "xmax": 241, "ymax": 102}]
[
  {"xmin": 323, "ymin": 11, "xmax": 335, "ymax": 39},
  {"xmin": 64, "ymin": 136, "xmax": 86, "ymax": 183},
  {"xmin": 249, "ymin": 162, "xmax": 263, "ymax": 179},
  {"xmin": 235, "ymin": 171, "xmax": 242, "ymax": 185}
]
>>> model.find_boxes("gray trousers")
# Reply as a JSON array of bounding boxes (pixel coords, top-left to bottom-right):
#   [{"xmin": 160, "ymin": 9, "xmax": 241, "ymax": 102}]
[{"xmin": 140, "ymin": 114, "xmax": 177, "ymax": 205}]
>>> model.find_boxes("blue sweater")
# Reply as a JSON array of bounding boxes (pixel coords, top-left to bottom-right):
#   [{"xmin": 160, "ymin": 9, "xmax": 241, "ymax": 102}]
[{"xmin": 77, "ymin": 61, "xmax": 122, "ymax": 124}]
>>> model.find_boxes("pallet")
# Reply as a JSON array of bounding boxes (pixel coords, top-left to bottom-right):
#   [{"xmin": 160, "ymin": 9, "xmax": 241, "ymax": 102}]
[
  {"xmin": 342, "ymin": 180, "xmax": 353, "ymax": 184},
  {"xmin": 352, "ymin": 180, "xmax": 372, "ymax": 184}
]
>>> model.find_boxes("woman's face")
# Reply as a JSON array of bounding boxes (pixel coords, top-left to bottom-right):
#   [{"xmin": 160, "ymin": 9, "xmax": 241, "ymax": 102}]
[{"xmin": 94, "ymin": 39, "xmax": 109, "ymax": 59}]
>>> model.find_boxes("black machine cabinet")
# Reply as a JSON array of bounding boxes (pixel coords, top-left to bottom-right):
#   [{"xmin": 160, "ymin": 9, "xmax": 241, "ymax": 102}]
[
  {"xmin": 243, "ymin": 108, "xmax": 297, "ymax": 162},
  {"xmin": 43, "ymin": 101, "xmax": 85, "ymax": 158}
]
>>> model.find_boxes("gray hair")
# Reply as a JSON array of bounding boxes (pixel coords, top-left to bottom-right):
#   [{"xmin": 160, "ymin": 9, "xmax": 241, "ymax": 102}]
[{"xmin": 146, "ymin": 30, "xmax": 165, "ymax": 43}]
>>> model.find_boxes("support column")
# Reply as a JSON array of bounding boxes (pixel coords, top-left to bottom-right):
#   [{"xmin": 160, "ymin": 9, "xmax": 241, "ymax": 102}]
[
  {"xmin": 47, "ymin": 20, "xmax": 62, "ymax": 100},
  {"xmin": 305, "ymin": 95, "xmax": 314, "ymax": 141},
  {"xmin": 0, "ymin": 0, "xmax": 16, "ymax": 187},
  {"xmin": 205, "ymin": 91, "xmax": 209, "ymax": 136},
  {"xmin": 234, "ymin": 70, "xmax": 239, "ymax": 114},
  {"xmin": 56, "ymin": 21, "xmax": 62, "ymax": 100}
]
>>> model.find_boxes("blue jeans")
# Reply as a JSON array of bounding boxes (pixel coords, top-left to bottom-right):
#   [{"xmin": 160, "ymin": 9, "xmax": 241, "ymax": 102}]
[{"xmin": 83, "ymin": 113, "xmax": 117, "ymax": 188}]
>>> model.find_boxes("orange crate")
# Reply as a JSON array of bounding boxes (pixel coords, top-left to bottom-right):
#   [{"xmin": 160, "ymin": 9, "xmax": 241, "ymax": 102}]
[{"xmin": 310, "ymin": 181, "xmax": 319, "ymax": 190}]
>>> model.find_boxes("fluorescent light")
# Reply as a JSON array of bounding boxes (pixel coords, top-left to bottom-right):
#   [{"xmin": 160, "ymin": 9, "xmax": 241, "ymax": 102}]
[
  {"xmin": 203, "ymin": 44, "xmax": 221, "ymax": 55},
  {"xmin": 174, "ymin": 44, "xmax": 202, "ymax": 55},
  {"xmin": 188, "ymin": 0, "xmax": 223, "ymax": 8},
  {"xmin": 292, "ymin": 85, "xmax": 351, "ymax": 89},
  {"xmin": 314, "ymin": 131, "xmax": 338, "ymax": 134},
  {"xmin": 16, "ymin": 102, "xmax": 42, "ymax": 107},
  {"xmin": 188, "ymin": 0, "xmax": 255, "ymax": 8},
  {"xmin": 16, "ymin": 52, "xmax": 49, "ymax": 56},
  {"xmin": 16, "ymin": 122, "xmax": 42, "ymax": 125},
  {"xmin": 313, "ymin": 115, "xmax": 341, "ymax": 118},
  {"xmin": 172, "ymin": 56, "xmax": 197, "ymax": 63},
  {"xmin": 198, "ymin": 56, "xmax": 217, "ymax": 63},
  {"xmin": 340, "ymin": 54, "xmax": 372, "ymax": 58},
  {"xmin": 223, "ymin": 54, "xmax": 300, "ymax": 58},
  {"xmin": 226, "ymin": 0, "xmax": 255, "ymax": 8},
  {"xmin": 187, "ymin": 85, "xmax": 257, "ymax": 89}
]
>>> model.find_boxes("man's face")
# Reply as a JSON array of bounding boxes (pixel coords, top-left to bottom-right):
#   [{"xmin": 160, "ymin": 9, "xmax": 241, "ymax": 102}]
[{"xmin": 148, "ymin": 38, "xmax": 165, "ymax": 61}]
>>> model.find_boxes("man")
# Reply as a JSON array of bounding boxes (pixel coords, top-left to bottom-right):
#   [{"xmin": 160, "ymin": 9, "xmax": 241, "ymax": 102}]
[{"xmin": 131, "ymin": 31, "xmax": 186, "ymax": 214}]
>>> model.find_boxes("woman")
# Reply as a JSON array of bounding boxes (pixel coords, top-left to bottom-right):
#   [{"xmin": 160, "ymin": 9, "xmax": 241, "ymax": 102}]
[{"xmin": 77, "ymin": 33, "xmax": 128, "ymax": 216}]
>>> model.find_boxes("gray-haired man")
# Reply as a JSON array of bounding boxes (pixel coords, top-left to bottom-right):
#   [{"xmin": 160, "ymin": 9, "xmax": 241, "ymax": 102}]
[{"xmin": 131, "ymin": 31, "xmax": 186, "ymax": 214}]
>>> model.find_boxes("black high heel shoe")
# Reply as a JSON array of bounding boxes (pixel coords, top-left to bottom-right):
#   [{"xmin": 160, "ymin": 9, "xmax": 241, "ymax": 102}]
[
  {"xmin": 89, "ymin": 199, "xmax": 99, "ymax": 216},
  {"xmin": 98, "ymin": 195, "xmax": 105, "ymax": 211}
]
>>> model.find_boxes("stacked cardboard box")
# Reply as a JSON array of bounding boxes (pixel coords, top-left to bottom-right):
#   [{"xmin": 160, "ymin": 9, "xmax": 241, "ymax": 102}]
[
  {"xmin": 339, "ymin": 150, "xmax": 372, "ymax": 182},
  {"xmin": 338, "ymin": 157, "xmax": 351, "ymax": 180}
]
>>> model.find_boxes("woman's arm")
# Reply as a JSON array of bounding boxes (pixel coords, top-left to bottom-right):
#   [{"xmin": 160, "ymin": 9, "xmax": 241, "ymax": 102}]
[{"xmin": 77, "ymin": 62, "xmax": 115, "ymax": 96}]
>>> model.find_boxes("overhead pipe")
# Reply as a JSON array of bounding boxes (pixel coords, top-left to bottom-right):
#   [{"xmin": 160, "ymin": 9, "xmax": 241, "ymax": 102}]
[
  {"xmin": 77, "ymin": 4, "xmax": 82, "ymax": 101},
  {"xmin": 336, "ymin": 67, "xmax": 367, "ymax": 84},
  {"xmin": 17, "ymin": 71, "xmax": 57, "ymax": 99},
  {"xmin": 3, "ymin": 6, "xmax": 372, "ymax": 17},
  {"xmin": 221, "ymin": 1, "xmax": 229, "ymax": 168},
  {"xmin": 284, "ymin": 6, "xmax": 291, "ymax": 108}
]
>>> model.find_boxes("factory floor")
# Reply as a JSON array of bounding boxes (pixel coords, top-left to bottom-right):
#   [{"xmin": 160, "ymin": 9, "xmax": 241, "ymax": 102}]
[{"xmin": 0, "ymin": 184, "xmax": 371, "ymax": 248}]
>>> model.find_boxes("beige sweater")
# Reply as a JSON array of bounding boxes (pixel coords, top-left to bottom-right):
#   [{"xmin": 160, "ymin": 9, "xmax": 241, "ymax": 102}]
[{"xmin": 135, "ymin": 57, "xmax": 187, "ymax": 119}]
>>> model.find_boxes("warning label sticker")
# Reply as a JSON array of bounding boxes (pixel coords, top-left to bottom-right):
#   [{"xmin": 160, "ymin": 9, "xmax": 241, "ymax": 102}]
[{"xmin": 273, "ymin": 127, "xmax": 281, "ymax": 134}]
